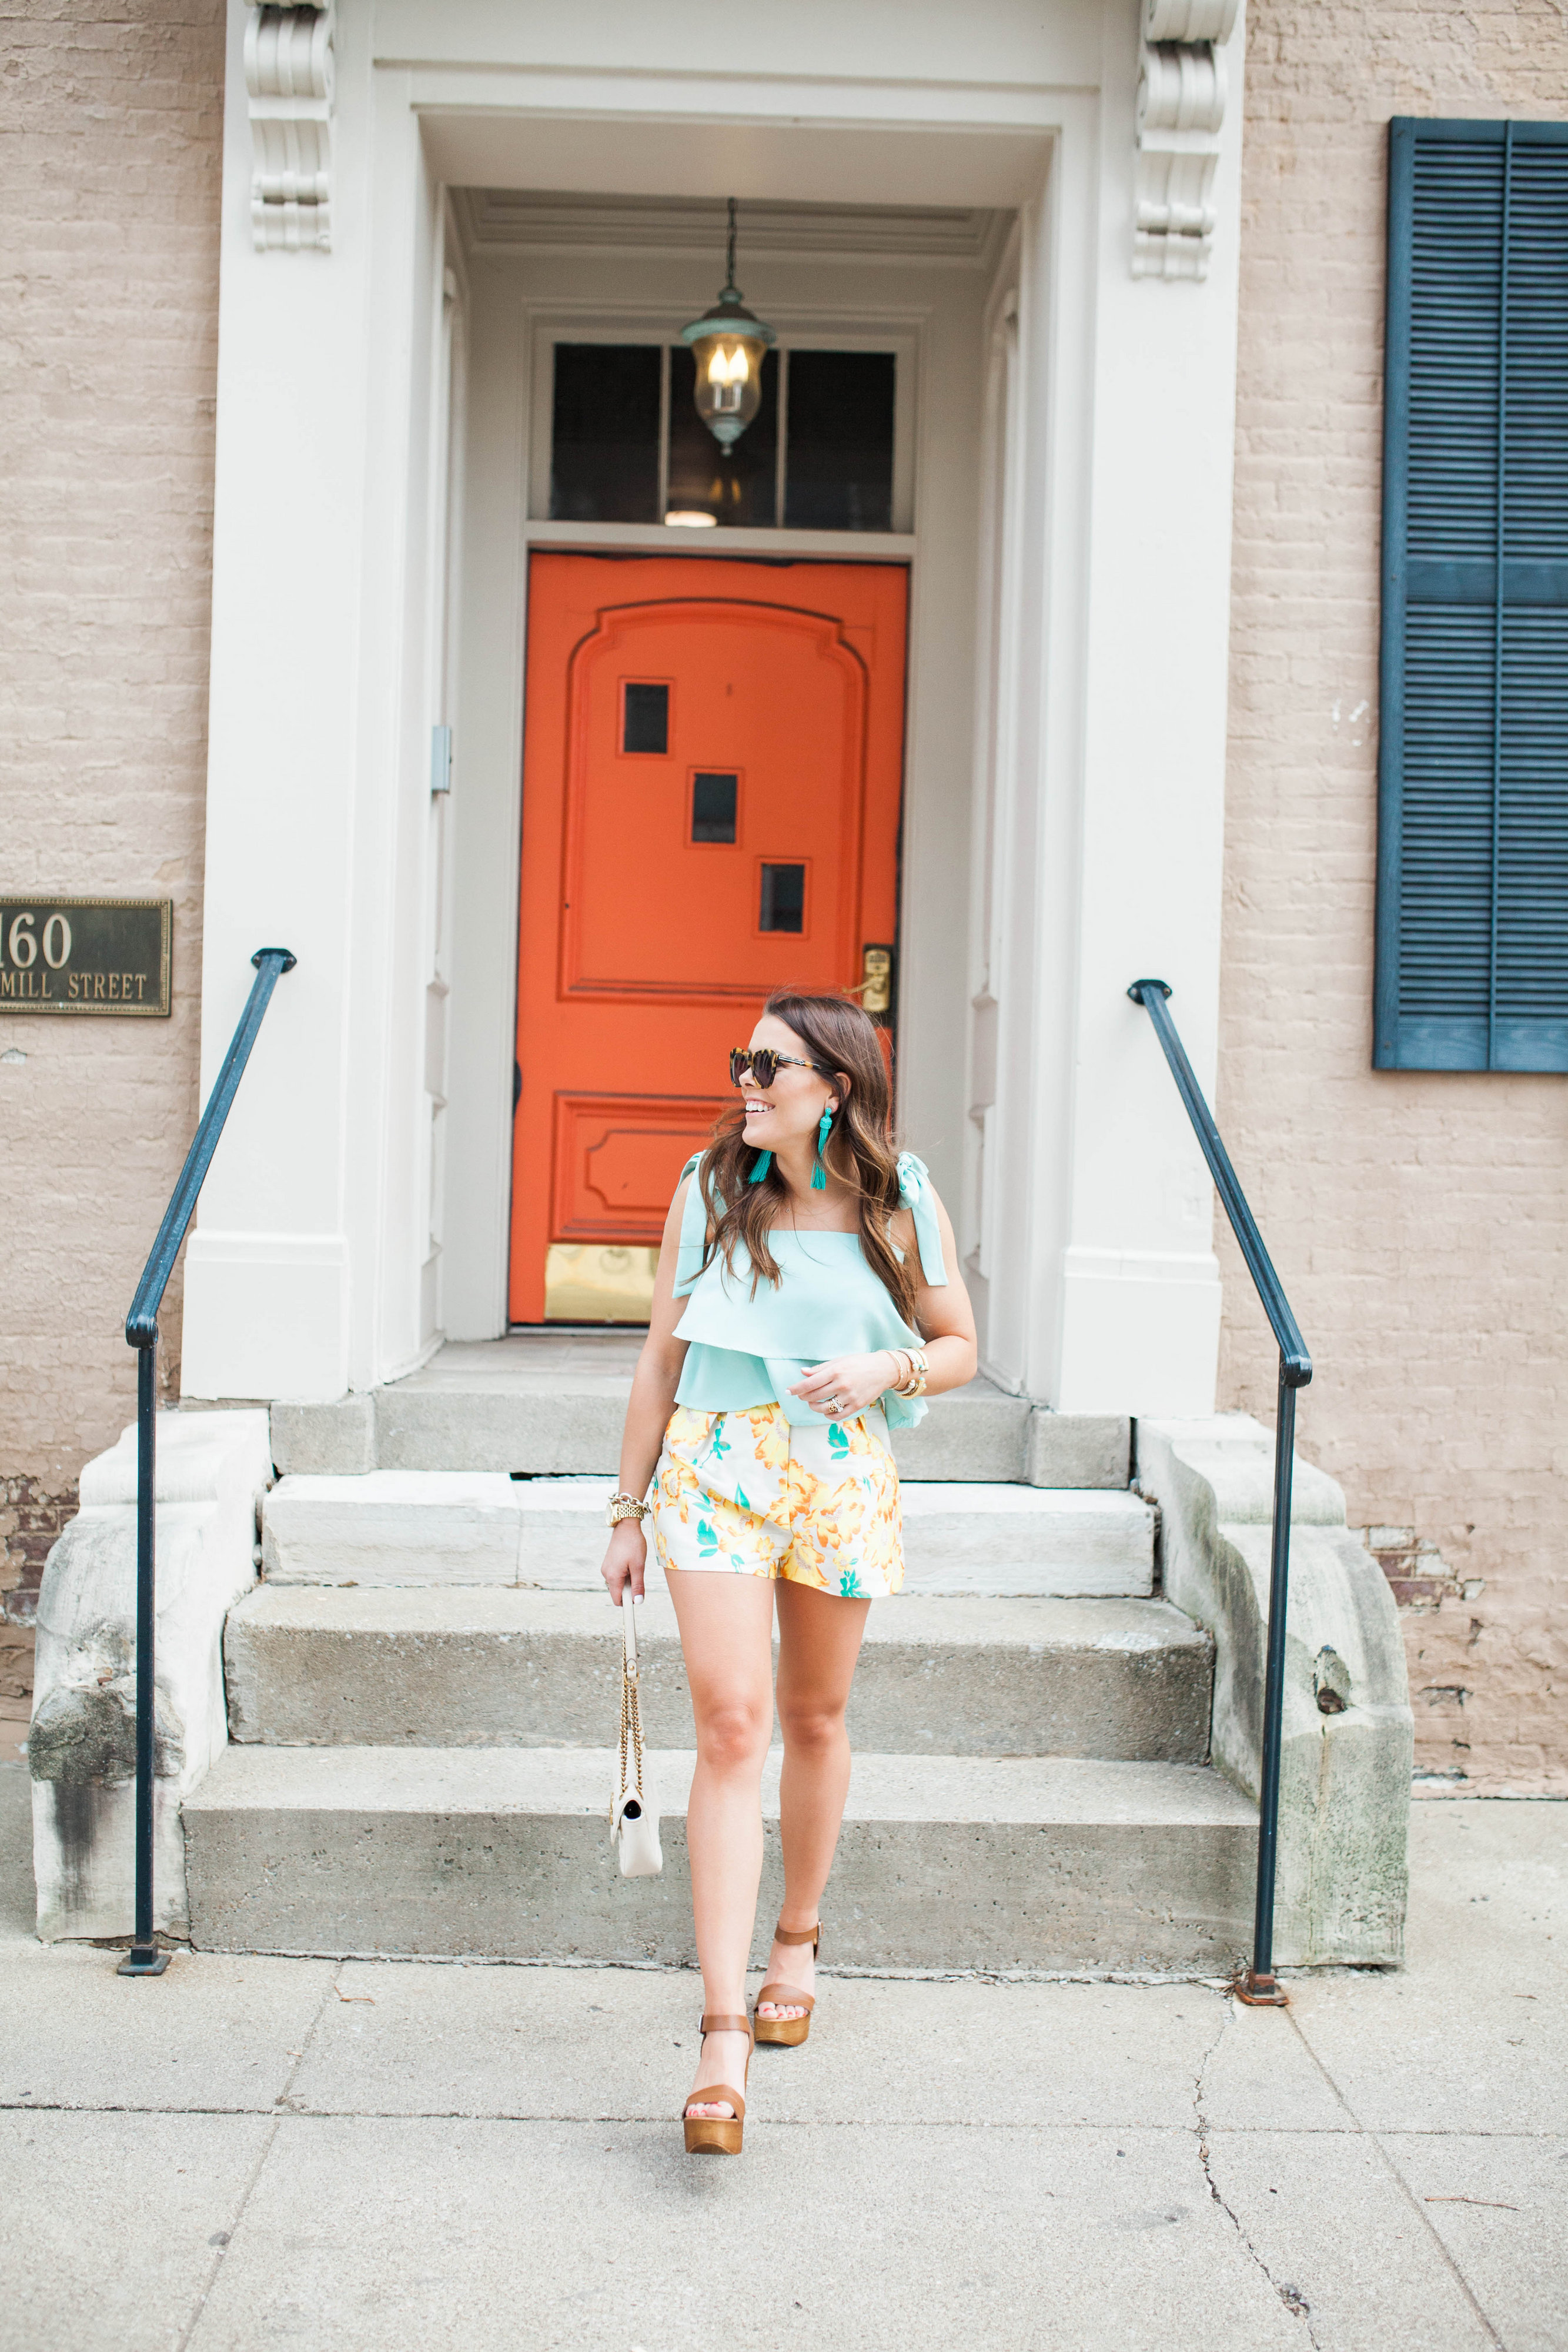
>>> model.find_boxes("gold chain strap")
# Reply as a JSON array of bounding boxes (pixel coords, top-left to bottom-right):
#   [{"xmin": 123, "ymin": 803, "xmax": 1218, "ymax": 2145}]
[{"xmin": 615, "ymin": 1615, "xmax": 646, "ymax": 1816}]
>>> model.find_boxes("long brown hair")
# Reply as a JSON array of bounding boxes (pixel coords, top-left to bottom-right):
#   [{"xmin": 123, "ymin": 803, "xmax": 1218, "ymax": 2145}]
[{"xmin": 697, "ymin": 990, "xmax": 919, "ymax": 1325}]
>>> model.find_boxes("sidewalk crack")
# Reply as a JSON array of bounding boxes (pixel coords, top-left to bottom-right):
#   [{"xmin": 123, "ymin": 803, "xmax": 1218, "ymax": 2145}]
[
  {"xmin": 172, "ymin": 2114, "xmax": 279, "ymax": 2352},
  {"xmin": 1285, "ymin": 2010, "xmax": 1504, "ymax": 2349},
  {"xmin": 172, "ymin": 1959, "xmax": 345, "ymax": 2351},
  {"xmin": 1195, "ymin": 1995, "xmax": 1320, "ymax": 2343}
]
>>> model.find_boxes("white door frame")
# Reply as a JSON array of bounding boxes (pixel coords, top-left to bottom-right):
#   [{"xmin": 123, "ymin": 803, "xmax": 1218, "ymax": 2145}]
[{"xmin": 441, "ymin": 243, "xmax": 988, "ymax": 1340}]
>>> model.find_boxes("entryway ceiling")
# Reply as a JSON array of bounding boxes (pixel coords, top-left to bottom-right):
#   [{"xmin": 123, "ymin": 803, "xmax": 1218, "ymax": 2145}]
[{"xmin": 420, "ymin": 115, "xmax": 1051, "ymax": 215}]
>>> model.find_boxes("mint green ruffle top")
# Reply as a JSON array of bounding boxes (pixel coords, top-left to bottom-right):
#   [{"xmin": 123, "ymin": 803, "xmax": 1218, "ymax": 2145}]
[{"xmin": 670, "ymin": 1150, "xmax": 947, "ymax": 1430}]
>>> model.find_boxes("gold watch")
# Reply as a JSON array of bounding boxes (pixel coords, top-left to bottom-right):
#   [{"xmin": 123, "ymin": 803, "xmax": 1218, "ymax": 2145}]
[{"xmin": 605, "ymin": 1492, "xmax": 651, "ymax": 1528}]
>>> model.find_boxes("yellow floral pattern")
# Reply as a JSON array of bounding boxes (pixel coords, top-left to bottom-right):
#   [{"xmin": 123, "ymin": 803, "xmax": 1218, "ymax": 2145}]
[{"xmin": 650, "ymin": 1401, "xmax": 903, "ymax": 1598}]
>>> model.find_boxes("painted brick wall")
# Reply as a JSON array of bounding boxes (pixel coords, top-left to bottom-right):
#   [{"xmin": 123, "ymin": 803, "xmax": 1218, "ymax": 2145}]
[
  {"xmin": 0, "ymin": 2, "xmax": 225, "ymax": 1618},
  {"xmin": 1222, "ymin": 1, "xmax": 1568, "ymax": 1792}
]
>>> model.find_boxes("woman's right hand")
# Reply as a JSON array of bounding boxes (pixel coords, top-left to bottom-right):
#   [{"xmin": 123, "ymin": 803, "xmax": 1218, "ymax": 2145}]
[{"xmin": 601, "ymin": 1519, "xmax": 648, "ymax": 1606}]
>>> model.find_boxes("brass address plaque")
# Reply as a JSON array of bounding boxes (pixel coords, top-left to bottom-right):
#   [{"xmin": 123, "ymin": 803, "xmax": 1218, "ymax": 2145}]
[{"xmin": 0, "ymin": 897, "xmax": 172, "ymax": 1017}]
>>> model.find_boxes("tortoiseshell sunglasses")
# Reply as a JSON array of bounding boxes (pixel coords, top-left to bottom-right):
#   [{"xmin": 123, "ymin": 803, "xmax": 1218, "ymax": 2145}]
[{"xmin": 728, "ymin": 1047, "xmax": 834, "ymax": 1089}]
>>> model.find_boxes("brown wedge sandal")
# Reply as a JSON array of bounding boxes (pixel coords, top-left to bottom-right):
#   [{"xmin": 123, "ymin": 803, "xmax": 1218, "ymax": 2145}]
[
  {"xmin": 681, "ymin": 2013, "xmax": 754, "ymax": 2156},
  {"xmin": 753, "ymin": 1920, "xmax": 820, "ymax": 2047}
]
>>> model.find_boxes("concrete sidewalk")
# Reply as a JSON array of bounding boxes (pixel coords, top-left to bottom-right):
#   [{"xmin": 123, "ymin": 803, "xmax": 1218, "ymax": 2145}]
[{"xmin": 1, "ymin": 1761, "xmax": 1562, "ymax": 2352}]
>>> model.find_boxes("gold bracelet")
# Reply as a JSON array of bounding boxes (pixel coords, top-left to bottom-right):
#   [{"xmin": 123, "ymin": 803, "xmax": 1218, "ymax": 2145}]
[{"xmin": 893, "ymin": 1347, "xmax": 928, "ymax": 1398}]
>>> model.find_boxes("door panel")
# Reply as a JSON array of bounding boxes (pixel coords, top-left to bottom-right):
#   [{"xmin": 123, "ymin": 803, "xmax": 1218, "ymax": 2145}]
[
  {"xmin": 511, "ymin": 552, "xmax": 907, "ymax": 1324},
  {"xmin": 551, "ymin": 1094, "xmax": 721, "ymax": 1242},
  {"xmin": 560, "ymin": 601, "xmax": 869, "ymax": 997}
]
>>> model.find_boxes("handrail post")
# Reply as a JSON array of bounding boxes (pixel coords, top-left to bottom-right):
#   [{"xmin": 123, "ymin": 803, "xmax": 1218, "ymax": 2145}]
[
  {"xmin": 1236, "ymin": 1355, "xmax": 1296, "ymax": 2006},
  {"xmin": 117, "ymin": 946, "xmax": 296, "ymax": 1978},
  {"xmin": 118, "ymin": 1341, "xmax": 168, "ymax": 1975},
  {"xmin": 1128, "ymin": 978, "xmax": 1308, "ymax": 2007}
]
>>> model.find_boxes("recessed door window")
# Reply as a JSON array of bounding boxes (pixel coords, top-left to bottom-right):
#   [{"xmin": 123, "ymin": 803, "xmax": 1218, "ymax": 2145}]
[
  {"xmin": 759, "ymin": 863, "xmax": 806, "ymax": 933},
  {"xmin": 622, "ymin": 681, "xmax": 670, "ymax": 755},
  {"xmin": 691, "ymin": 772, "xmax": 738, "ymax": 843},
  {"xmin": 547, "ymin": 343, "xmax": 899, "ymax": 532}
]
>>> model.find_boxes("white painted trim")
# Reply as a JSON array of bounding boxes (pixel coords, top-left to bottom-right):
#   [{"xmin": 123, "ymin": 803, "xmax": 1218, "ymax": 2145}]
[
  {"xmin": 371, "ymin": 0, "xmax": 1101, "ymax": 95},
  {"xmin": 413, "ymin": 189, "xmax": 469, "ymax": 1355},
  {"xmin": 440, "ymin": 245, "xmax": 531, "ymax": 1343},
  {"xmin": 442, "ymin": 218, "xmax": 991, "ymax": 1338},
  {"xmin": 962, "ymin": 219, "xmax": 1024, "ymax": 1352},
  {"xmin": 523, "ymin": 520, "xmax": 919, "ymax": 562},
  {"xmin": 403, "ymin": 69, "xmax": 1077, "ymax": 133},
  {"xmin": 455, "ymin": 187, "xmax": 1012, "ymax": 273}
]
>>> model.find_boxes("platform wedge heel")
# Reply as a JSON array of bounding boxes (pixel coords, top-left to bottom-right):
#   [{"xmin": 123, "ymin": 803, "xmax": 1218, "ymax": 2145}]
[
  {"xmin": 753, "ymin": 1920, "xmax": 820, "ymax": 2047},
  {"xmin": 681, "ymin": 2014, "xmax": 754, "ymax": 2155}
]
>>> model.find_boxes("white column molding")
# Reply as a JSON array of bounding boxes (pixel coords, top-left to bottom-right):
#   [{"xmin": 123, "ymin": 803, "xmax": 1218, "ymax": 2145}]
[
  {"xmin": 245, "ymin": 2, "xmax": 333, "ymax": 252},
  {"xmin": 1132, "ymin": 0, "xmax": 1238, "ymax": 280}
]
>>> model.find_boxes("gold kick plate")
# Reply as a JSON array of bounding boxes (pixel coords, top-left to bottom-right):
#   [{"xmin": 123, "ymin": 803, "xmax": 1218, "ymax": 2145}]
[{"xmin": 543, "ymin": 1244, "xmax": 659, "ymax": 1323}]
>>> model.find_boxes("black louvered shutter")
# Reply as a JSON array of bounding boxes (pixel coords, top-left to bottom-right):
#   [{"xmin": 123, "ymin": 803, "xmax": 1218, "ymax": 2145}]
[{"xmin": 1376, "ymin": 119, "xmax": 1568, "ymax": 1071}]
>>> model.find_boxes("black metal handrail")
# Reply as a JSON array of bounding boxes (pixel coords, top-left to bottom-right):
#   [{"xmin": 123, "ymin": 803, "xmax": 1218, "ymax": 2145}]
[
  {"xmin": 119, "ymin": 947, "xmax": 296, "ymax": 1977},
  {"xmin": 1128, "ymin": 979, "xmax": 1312, "ymax": 2005}
]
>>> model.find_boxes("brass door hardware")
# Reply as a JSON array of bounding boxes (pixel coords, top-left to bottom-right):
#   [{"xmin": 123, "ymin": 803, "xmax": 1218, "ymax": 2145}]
[{"xmin": 855, "ymin": 943, "xmax": 893, "ymax": 1017}]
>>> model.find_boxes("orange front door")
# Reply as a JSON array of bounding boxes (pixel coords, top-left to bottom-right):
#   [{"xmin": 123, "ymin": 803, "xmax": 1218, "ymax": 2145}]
[{"xmin": 509, "ymin": 552, "xmax": 908, "ymax": 1324}]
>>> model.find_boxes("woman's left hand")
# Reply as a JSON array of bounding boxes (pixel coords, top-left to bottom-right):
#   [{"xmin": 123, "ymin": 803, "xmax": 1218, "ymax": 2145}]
[{"xmin": 789, "ymin": 1351, "xmax": 901, "ymax": 1420}]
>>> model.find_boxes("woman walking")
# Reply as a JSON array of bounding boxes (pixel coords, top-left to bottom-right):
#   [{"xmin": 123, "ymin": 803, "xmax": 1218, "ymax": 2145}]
[{"xmin": 599, "ymin": 990, "xmax": 977, "ymax": 2154}]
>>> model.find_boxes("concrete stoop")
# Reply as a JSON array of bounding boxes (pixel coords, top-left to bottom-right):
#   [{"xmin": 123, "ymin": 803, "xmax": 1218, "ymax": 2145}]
[
  {"xmin": 179, "ymin": 1459, "xmax": 1253, "ymax": 1969},
  {"xmin": 224, "ymin": 1588, "xmax": 1214, "ymax": 1762},
  {"xmin": 259, "ymin": 1473, "xmax": 1157, "ymax": 1598},
  {"xmin": 169, "ymin": 1443, "xmax": 1258, "ymax": 1971},
  {"xmin": 32, "ymin": 1387, "xmax": 1403, "ymax": 1972},
  {"xmin": 184, "ymin": 1745, "xmax": 1256, "ymax": 1972},
  {"xmin": 269, "ymin": 1352, "xmax": 1133, "ymax": 1488}
]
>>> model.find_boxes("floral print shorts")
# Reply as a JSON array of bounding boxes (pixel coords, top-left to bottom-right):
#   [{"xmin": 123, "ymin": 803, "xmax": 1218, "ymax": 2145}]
[{"xmin": 650, "ymin": 1400, "xmax": 903, "ymax": 1599}]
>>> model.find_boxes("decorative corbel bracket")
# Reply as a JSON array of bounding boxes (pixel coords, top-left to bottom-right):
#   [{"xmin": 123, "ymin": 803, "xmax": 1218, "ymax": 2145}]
[
  {"xmin": 245, "ymin": 2, "xmax": 334, "ymax": 252},
  {"xmin": 1133, "ymin": 0, "xmax": 1238, "ymax": 281}
]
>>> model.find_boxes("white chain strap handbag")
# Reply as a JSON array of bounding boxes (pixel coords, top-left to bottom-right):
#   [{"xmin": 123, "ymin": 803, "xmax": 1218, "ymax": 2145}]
[{"xmin": 610, "ymin": 1600, "xmax": 663, "ymax": 1877}]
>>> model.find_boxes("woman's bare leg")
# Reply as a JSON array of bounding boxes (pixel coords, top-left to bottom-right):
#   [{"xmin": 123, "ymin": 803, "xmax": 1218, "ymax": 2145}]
[
  {"xmin": 761, "ymin": 1581, "xmax": 872, "ymax": 2020},
  {"xmin": 664, "ymin": 1565, "xmax": 778, "ymax": 2117}
]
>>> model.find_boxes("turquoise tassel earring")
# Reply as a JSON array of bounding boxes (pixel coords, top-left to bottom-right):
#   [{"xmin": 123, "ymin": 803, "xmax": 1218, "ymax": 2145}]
[
  {"xmin": 811, "ymin": 1107, "xmax": 834, "ymax": 1191},
  {"xmin": 748, "ymin": 1151, "xmax": 773, "ymax": 1184}
]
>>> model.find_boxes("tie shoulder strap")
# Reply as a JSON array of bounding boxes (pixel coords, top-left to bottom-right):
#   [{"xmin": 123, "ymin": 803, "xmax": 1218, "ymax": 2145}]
[
  {"xmin": 895, "ymin": 1153, "xmax": 948, "ymax": 1287},
  {"xmin": 673, "ymin": 1151, "xmax": 716, "ymax": 1296}
]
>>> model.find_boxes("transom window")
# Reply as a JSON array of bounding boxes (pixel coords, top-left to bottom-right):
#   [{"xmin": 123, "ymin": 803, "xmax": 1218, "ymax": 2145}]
[{"xmin": 549, "ymin": 343, "xmax": 898, "ymax": 533}]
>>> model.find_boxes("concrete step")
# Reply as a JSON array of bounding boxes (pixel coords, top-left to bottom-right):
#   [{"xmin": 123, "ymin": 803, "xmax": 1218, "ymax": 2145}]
[
  {"xmin": 223, "ymin": 1588, "xmax": 1213, "ymax": 1762},
  {"xmin": 268, "ymin": 1348, "xmax": 1131, "ymax": 1488},
  {"xmin": 183, "ymin": 1743, "xmax": 1256, "ymax": 1972},
  {"xmin": 259, "ymin": 1473, "xmax": 1156, "ymax": 1599}
]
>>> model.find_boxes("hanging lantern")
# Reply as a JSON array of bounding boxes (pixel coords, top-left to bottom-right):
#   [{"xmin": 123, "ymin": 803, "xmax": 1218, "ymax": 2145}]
[{"xmin": 680, "ymin": 198, "xmax": 776, "ymax": 449}]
